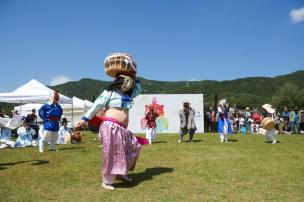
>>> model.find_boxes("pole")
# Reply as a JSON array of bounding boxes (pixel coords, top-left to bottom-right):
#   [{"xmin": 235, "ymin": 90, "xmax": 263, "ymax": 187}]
[{"xmin": 71, "ymin": 99, "xmax": 74, "ymax": 128}]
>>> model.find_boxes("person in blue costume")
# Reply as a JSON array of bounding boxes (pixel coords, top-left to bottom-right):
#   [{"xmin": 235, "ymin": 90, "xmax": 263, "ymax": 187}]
[
  {"xmin": 38, "ymin": 90, "xmax": 63, "ymax": 152},
  {"xmin": 217, "ymin": 100, "xmax": 233, "ymax": 143},
  {"xmin": 15, "ymin": 121, "xmax": 36, "ymax": 148}
]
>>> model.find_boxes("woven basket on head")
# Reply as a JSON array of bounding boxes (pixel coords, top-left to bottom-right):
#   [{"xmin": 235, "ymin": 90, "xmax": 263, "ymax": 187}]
[
  {"xmin": 260, "ymin": 117, "xmax": 275, "ymax": 131},
  {"xmin": 104, "ymin": 53, "xmax": 137, "ymax": 78}
]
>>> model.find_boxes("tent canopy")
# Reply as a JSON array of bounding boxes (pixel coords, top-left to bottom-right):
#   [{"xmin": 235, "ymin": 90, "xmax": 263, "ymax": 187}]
[
  {"xmin": 71, "ymin": 96, "xmax": 93, "ymax": 108},
  {"xmin": 0, "ymin": 79, "xmax": 72, "ymax": 104}
]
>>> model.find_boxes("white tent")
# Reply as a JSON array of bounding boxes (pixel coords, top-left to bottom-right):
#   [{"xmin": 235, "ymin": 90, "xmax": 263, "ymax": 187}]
[{"xmin": 0, "ymin": 79, "xmax": 72, "ymax": 104}]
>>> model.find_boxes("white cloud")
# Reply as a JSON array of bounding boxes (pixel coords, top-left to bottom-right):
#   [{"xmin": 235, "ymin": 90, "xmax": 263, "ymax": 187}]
[
  {"xmin": 290, "ymin": 6, "xmax": 304, "ymax": 24},
  {"xmin": 188, "ymin": 78, "xmax": 198, "ymax": 81},
  {"xmin": 50, "ymin": 75, "xmax": 72, "ymax": 86}
]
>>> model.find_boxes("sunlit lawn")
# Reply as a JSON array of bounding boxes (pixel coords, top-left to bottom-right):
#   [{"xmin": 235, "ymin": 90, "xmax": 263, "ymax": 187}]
[{"xmin": 1, "ymin": 132, "xmax": 304, "ymax": 201}]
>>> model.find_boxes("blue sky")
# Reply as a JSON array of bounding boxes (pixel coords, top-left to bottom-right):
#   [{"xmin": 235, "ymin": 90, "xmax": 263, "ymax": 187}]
[{"xmin": 0, "ymin": 0, "xmax": 303, "ymax": 92}]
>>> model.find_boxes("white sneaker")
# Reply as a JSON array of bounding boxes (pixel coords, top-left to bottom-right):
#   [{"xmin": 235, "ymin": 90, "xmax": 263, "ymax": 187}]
[
  {"xmin": 272, "ymin": 140, "xmax": 277, "ymax": 144},
  {"xmin": 178, "ymin": 140, "xmax": 181, "ymax": 143},
  {"xmin": 39, "ymin": 147, "xmax": 44, "ymax": 153},
  {"xmin": 102, "ymin": 183, "xmax": 115, "ymax": 190}
]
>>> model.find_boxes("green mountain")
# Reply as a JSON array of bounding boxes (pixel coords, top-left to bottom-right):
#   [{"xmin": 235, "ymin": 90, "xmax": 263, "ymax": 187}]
[{"xmin": 53, "ymin": 70, "xmax": 304, "ymax": 109}]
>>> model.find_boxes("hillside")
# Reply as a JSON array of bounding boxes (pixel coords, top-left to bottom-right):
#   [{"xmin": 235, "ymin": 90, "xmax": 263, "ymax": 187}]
[{"xmin": 53, "ymin": 70, "xmax": 304, "ymax": 109}]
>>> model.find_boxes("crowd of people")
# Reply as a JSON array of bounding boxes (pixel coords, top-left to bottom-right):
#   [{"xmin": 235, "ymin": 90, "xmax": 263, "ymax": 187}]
[{"xmin": 204, "ymin": 105, "xmax": 304, "ymax": 135}]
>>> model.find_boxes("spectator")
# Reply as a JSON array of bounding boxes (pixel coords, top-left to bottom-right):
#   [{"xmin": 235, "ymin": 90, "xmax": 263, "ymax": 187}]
[
  {"xmin": 282, "ymin": 106, "xmax": 290, "ymax": 121},
  {"xmin": 290, "ymin": 108, "xmax": 300, "ymax": 134},
  {"xmin": 282, "ymin": 120, "xmax": 291, "ymax": 135},
  {"xmin": 15, "ymin": 121, "xmax": 36, "ymax": 148},
  {"xmin": 58, "ymin": 118, "xmax": 71, "ymax": 144},
  {"xmin": 25, "ymin": 109, "xmax": 38, "ymax": 138},
  {"xmin": 0, "ymin": 108, "xmax": 5, "ymax": 118},
  {"xmin": 299, "ymin": 110, "xmax": 304, "ymax": 134},
  {"xmin": 281, "ymin": 106, "xmax": 290, "ymax": 130},
  {"xmin": 207, "ymin": 109, "xmax": 212, "ymax": 132}
]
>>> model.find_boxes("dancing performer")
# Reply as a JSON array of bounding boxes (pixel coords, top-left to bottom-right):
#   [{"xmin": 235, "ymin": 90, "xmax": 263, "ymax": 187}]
[
  {"xmin": 38, "ymin": 90, "xmax": 63, "ymax": 152},
  {"xmin": 145, "ymin": 105, "xmax": 159, "ymax": 144},
  {"xmin": 261, "ymin": 104, "xmax": 277, "ymax": 144},
  {"xmin": 76, "ymin": 53, "xmax": 142, "ymax": 190},
  {"xmin": 178, "ymin": 101, "xmax": 196, "ymax": 143},
  {"xmin": 217, "ymin": 99, "xmax": 233, "ymax": 143}
]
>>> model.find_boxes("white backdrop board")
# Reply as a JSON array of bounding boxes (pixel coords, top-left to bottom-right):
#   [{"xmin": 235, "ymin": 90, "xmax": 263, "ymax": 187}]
[{"xmin": 128, "ymin": 94, "xmax": 204, "ymax": 133}]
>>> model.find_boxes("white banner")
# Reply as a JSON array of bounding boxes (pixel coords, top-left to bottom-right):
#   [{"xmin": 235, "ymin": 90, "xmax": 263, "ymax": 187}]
[{"xmin": 129, "ymin": 94, "xmax": 204, "ymax": 133}]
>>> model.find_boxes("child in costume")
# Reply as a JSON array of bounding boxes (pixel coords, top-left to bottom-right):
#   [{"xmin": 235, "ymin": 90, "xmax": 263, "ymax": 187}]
[
  {"xmin": 76, "ymin": 53, "xmax": 142, "ymax": 191},
  {"xmin": 145, "ymin": 105, "xmax": 159, "ymax": 144}
]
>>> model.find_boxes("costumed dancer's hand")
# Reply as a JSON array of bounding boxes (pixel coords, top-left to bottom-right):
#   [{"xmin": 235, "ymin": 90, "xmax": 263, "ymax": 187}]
[{"xmin": 75, "ymin": 120, "xmax": 87, "ymax": 129}]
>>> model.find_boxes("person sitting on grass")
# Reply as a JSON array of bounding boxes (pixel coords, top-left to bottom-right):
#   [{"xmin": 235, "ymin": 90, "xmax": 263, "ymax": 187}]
[
  {"xmin": 58, "ymin": 118, "xmax": 71, "ymax": 144},
  {"xmin": 15, "ymin": 121, "xmax": 36, "ymax": 148}
]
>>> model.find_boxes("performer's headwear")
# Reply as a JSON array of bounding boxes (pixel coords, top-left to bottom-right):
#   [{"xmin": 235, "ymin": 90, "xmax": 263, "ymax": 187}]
[
  {"xmin": 104, "ymin": 53, "xmax": 137, "ymax": 78},
  {"xmin": 218, "ymin": 99, "xmax": 227, "ymax": 106},
  {"xmin": 261, "ymin": 104, "xmax": 275, "ymax": 114}
]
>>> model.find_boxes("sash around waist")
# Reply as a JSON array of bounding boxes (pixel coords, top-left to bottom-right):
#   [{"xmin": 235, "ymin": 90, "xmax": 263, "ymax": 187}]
[
  {"xmin": 102, "ymin": 117, "xmax": 127, "ymax": 129},
  {"xmin": 47, "ymin": 116, "xmax": 60, "ymax": 121}
]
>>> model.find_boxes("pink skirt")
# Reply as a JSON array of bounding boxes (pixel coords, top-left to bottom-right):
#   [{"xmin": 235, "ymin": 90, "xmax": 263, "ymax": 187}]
[{"xmin": 99, "ymin": 120, "xmax": 141, "ymax": 175}]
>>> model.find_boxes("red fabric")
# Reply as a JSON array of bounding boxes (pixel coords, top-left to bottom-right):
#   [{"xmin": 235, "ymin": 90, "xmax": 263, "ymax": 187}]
[
  {"xmin": 135, "ymin": 136, "xmax": 149, "ymax": 145},
  {"xmin": 89, "ymin": 116, "xmax": 103, "ymax": 127},
  {"xmin": 252, "ymin": 113, "xmax": 261, "ymax": 123},
  {"xmin": 145, "ymin": 111, "xmax": 158, "ymax": 128},
  {"xmin": 48, "ymin": 116, "xmax": 60, "ymax": 121},
  {"xmin": 89, "ymin": 116, "xmax": 148, "ymax": 145}
]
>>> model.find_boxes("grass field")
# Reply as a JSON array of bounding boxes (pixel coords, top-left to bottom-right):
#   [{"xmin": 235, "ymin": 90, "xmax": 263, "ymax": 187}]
[{"xmin": 1, "ymin": 132, "xmax": 304, "ymax": 202}]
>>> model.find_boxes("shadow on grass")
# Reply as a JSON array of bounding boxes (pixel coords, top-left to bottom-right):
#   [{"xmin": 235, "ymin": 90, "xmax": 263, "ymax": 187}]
[
  {"xmin": 0, "ymin": 160, "xmax": 50, "ymax": 170},
  {"xmin": 152, "ymin": 141, "xmax": 167, "ymax": 144},
  {"xmin": 180, "ymin": 140, "xmax": 202, "ymax": 143},
  {"xmin": 58, "ymin": 146, "xmax": 85, "ymax": 151},
  {"xmin": 190, "ymin": 140, "xmax": 202, "ymax": 143},
  {"xmin": 265, "ymin": 141, "xmax": 281, "ymax": 144},
  {"xmin": 227, "ymin": 139, "xmax": 238, "ymax": 142},
  {"xmin": 114, "ymin": 167, "xmax": 174, "ymax": 188}
]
